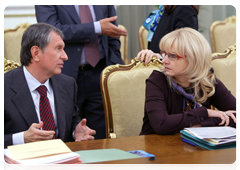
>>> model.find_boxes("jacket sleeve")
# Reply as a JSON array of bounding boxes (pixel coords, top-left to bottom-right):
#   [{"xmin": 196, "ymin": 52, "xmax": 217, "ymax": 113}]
[
  {"xmin": 4, "ymin": 134, "xmax": 12, "ymax": 149},
  {"xmin": 210, "ymin": 77, "xmax": 236, "ymax": 111},
  {"xmin": 104, "ymin": 5, "xmax": 123, "ymax": 65},
  {"xmin": 200, "ymin": 77, "xmax": 236, "ymax": 128}
]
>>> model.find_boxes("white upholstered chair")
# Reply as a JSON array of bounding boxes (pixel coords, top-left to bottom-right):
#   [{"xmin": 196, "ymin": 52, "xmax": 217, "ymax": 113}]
[
  {"xmin": 211, "ymin": 44, "xmax": 236, "ymax": 97},
  {"xmin": 138, "ymin": 25, "xmax": 148, "ymax": 50},
  {"xmin": 118, "ymin": 24, "xmax": 128, "ymax": 64},
  {"xmin": 210, "ymin": 16, "xmax": 236, "ymax": 53},
  {"xmin": 4, "ymin": 23, "xmax": 31, "ymax": 64},
  {"xmin": 100, "ymin": 57, "xmax": 163, "ymax": 138}
]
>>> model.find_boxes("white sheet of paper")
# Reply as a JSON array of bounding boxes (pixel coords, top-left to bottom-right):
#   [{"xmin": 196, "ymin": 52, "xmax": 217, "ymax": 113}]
[{"xmin": 184, "ymin": 126, "xmax": 236, "ymax": 139}]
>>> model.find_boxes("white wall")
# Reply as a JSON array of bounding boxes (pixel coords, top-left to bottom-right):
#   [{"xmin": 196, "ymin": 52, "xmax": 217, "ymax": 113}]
[{"xmin": 4, "ymin": 5, "xmax": 37, "ymax": 29}]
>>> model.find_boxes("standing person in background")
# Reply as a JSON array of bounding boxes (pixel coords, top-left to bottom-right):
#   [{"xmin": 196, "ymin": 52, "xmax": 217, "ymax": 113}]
[
  {"xmin": 35, "ymin": 5, "xmax": 127, "ymax": 139},
  {"xmin": 138, "ymin": 5, "xmax": 199, "ymax": 63},
  {"xmin": 137, "ymin": 28, "xmax": 236, "ymax": 136}
]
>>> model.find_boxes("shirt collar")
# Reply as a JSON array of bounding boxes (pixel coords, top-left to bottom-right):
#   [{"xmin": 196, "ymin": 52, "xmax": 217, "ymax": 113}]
[{"xmin": 23, "ymin": 66, "xmax": 52, "ymax": 93}]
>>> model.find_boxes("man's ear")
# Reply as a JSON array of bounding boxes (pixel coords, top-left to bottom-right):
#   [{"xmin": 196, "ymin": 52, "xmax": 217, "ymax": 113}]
[{"xmin": 30, "ymin": 46, "xmax": 41, "ymax": 61}]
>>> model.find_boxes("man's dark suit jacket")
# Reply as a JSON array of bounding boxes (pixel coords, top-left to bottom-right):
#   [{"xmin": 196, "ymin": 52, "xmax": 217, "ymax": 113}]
[
  {"xmin": 4, "ymin": 66, "xmax": 81, "ymax": 148},
  {"xmin": 35, "ymin": 5, "xmax": 123, "ymax": 80},
  {"xmin": 148, "ymin": 5, "xmax": 198, "ymax": 53}
]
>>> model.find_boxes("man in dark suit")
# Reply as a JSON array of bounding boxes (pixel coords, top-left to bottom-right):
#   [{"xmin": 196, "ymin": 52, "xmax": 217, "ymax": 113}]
[
  {"xmin": 4, "ymin": 23, "xmax": 96, "ymax": 148},
  {"xmin": 35, "ymin": 5, "xmax": 127, "ymax": 139}
]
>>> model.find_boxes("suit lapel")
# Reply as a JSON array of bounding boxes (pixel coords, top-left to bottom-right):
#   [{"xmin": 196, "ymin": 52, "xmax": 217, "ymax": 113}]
[
  {"xmin": 50, "ymin": 76, "xmax": 67, "ymax": 140},
  {"xmin": 11, "ymin": 67, "xmax": 39, "ymax": 126},
  {"xmin": 62, "ymin": 5, "xmax": 81, "ymax": 24},
  {"xmin": 93, "ymin": 5, "xmax": 104, "ymax": 21}
]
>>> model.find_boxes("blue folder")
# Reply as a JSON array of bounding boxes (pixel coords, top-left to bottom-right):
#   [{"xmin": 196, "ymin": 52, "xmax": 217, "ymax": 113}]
[{"xmin": 180, "ymin": 130, "xmax": 236, "ymax": 150}]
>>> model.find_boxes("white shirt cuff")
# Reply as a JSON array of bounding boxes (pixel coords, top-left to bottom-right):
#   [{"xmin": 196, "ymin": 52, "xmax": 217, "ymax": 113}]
[
  {"xmin": 12, "ymin": 132, "xmax": 25, "ymax": 145},
  {"xmin": 94, "ymin": 21, "xmax": 102, "ymax": 34}
]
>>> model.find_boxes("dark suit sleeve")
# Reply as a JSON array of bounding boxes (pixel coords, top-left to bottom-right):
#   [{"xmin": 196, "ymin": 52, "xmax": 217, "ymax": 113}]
[
  {"xmin": 4, "ymin": 134, "xmax": 12, "ymax": 148},
  {"xmin": 105, "ymin": 5, "xmax": 123, "ymax": 64},
  {"xmin": 35, "ymin": 5, "xmax": 96, "ymax": 43},
  {"xmin": 4, "ymin": 67, "xmax": 38, "ymax": 148}
]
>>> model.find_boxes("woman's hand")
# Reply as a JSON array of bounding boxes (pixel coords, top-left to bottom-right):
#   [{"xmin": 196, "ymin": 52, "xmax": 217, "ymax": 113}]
[
  {"xmin": 207, "ymin": 109, "xmax": 236, "ymax": 126},
  {"xmin": 136, "ymin": 49, "xmax": 161, "ymax": 64}
]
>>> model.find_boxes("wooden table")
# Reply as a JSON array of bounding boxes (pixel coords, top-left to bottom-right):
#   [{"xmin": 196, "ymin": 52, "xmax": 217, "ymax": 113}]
[{"xmin": 65, "ymin": 134, "xmax": 236, "ymax": 164}]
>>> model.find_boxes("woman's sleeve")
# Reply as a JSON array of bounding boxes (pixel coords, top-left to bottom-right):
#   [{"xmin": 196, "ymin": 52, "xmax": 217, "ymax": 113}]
[
  {"xmin": 201, "ymin": 78, "xmax": 236, "ymax": 127},
  {"xmin": 210, "ymin": 78, "xmax": 236, "ymax": 111}
]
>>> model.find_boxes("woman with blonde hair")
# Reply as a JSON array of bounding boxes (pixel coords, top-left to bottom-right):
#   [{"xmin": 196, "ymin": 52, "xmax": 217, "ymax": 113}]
[{"xmin": 137, "ymin": 28, "xmax": 236, "ymax": 135}]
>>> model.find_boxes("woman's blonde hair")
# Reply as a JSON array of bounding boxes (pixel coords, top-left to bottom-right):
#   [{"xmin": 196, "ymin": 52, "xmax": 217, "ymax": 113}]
[{"xmin": 159, "ymin": 27, "xmax": 216, "ymax": 103}]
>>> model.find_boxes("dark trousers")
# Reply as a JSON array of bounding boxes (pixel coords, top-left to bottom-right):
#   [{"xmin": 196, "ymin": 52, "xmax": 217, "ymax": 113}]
[{"xmin": 76, "ymin": 59, "xmax": 106, "ymax": 139}]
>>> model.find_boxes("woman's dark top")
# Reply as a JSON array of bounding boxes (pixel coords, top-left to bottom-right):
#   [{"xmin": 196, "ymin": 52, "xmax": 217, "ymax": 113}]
[
  {"xmin": 148, "ymin": 5, "xmax": 198, "ymax": 53},
  {"xmin": 140, "ymin": 71, "xmax": 236, "ymax": 135}
]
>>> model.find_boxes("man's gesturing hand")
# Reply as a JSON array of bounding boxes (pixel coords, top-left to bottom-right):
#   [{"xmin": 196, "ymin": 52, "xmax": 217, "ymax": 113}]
[
  {"xmin": 100, "ymin": 16, "xmax": 128, "ymax": 38},
  {"xmin": 24, "ymin": 121, "xmax": 55, "ymax": 143},
  {"xmin": 74, "ymin": 118, "xmax": 96, "ymax": 141}
]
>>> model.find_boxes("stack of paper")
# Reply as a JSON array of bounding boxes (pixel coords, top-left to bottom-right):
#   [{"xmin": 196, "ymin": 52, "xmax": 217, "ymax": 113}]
[
  {"xmin": 180, "ymin": 126, "xmax": 236, "ymax": 150},
  {"xmin": 4, "ymin": 139, "xmax": 81, "ymax": 164}
]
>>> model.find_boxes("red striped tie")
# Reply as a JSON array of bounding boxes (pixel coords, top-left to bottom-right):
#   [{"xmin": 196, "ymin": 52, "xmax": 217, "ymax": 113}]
[{"xmin": 36, "ymin": 85, "xmax": 56, "ymax": 139}]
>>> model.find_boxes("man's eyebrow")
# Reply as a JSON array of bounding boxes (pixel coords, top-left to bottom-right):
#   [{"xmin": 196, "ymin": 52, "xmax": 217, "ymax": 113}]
[{"xmin": 56, "ymin": 43, "xmax": 65, "ymax": 48}]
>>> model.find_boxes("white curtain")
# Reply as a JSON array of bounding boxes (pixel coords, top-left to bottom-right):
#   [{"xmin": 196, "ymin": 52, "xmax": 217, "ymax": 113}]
[{"xmin": 116, "ymin": 5, "xmax": 157, "ymax": 60}]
